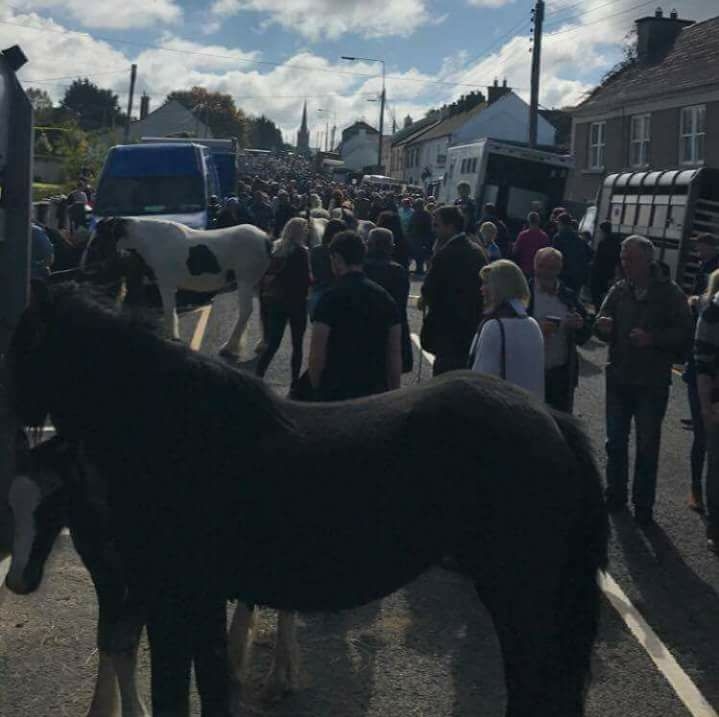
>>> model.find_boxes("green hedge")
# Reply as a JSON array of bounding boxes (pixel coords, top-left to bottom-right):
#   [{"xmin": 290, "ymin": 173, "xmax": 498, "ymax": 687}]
[{"xmin": 32, "ymin": 183, "xmax": 65, "ymax": 202}]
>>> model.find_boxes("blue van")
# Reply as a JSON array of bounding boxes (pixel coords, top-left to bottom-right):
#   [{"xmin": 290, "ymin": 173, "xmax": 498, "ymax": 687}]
[{"xmin": 93, "ymin": 143, "xmax": 221, "ymax": 229}]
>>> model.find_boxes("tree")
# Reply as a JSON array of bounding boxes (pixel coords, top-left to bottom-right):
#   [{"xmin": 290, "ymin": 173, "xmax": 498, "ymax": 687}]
[
  {"xmin": 166, "ymin": 87, "xmax": 248, "ymax": 144},
  {"xmin": 248, "ymin": 115, "xmax": 283, "ymax": 151},
  {"xmin": 61, "ymin": 79, "xmax": 124, "ymax": 132},
  {"xmin": 26, "ymin": 87, "xmax": 54, "ymax": 120}
]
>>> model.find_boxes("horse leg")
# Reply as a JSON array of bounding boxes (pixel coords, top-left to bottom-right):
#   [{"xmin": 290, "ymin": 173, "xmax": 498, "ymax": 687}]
[
  {"xmin": 262, "ymin": 610, "xmax": 300, "ymax": 702},
  {"xmin": 192, "ymin": 596, "xmax": 231, "ymax": 717},
  {"xmin": 228, "ymin": 602, "xmax": 257, "ymax": 685},
  {"xmin": 158, "ymin": 285, "xmax": 180, "ymax": 340},
  {"xmin": 475, "ymin": 574, "xmax": 581, "ymax": 717},
  {"xmin": 107, "ymin": 612, "xmax": 148, "ymax": 717},
  {"xmin": 85, "ymin": 651, "xmax": 120, "ymax": 717},
  {"xmin": 147, "ymin": 596, "xmax": 193, "ymax": 717},
  {"xmin": 219, "ymin": 281, "xmax": 254, "ymax": 357}
]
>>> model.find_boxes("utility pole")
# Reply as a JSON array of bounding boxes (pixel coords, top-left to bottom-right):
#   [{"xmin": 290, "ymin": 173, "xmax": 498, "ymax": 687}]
[
  {"xmin": 528, "ymin": 0, "xmax": 544, "ymax": 148},
  {"xmin": 378, "ymin": 61, "xmax": 386, "ymax": 173},
  {"xmin": 124, "ymin": 63, "xmax": 137, "ymax": 143}
]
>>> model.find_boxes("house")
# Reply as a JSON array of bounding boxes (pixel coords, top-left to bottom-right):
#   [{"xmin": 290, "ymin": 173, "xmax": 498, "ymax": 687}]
[
  {"xmin": 389, "ymin": 114, "xmax": 441, "ymax": 182},
  {"xmin": 400, "ymin": 83, "xmax": 557, "ymax": 189},
  {"xmin": 567, "ymin": 10, "xmax": 719, "ymax": 203},
  {"xmin": 128, "ymin": 99, "xmax": 213, "ymax": 142},
  {"xmin": 337, "ymin": 121, "xmax": 391, "ymax": 172}
]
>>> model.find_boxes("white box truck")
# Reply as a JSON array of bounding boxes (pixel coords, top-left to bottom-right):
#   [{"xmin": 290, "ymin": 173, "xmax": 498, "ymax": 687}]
[{"xmin": 439, "ymin": 139, "xmax": 574, "ymax": 231}]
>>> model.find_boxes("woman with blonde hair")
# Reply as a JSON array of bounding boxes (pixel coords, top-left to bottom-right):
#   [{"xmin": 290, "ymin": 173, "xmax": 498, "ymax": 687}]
[
  {"xmin": 257, "ymin": 217, "xmax": 311, "ymax": 384},
  {"xmin": 469, "ymin": 259, "xmax": 545, "ymax": 399},
  {"xmin": 479, "ymin": 221, "xmax": 501, "ymax": 262}
]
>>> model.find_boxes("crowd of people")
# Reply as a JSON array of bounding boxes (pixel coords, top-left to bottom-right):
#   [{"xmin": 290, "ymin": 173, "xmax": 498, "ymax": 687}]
[
  {"xmin": 216, "ymin": 165, "xmax": 718, "ymax": 556},
  {"xmin": 29, "ymin": 154, "xmax": 719, "ymax": 555}
]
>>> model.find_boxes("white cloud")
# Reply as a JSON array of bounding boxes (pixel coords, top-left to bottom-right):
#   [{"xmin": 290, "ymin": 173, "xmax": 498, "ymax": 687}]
[
  {"xmin": 209, "ymin": 0, "xmax": 434, "ymax": 40},
  {"xmin": 19, "ymin": 0, "xmax": 182, "ymax": 29},
  {"xmin": 466, "ymin": 0, "xmax": 515, "ymax": 7}
]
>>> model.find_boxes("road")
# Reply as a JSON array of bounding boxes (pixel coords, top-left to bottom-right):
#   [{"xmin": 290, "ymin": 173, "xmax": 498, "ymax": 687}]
[{"xmin": 1, "ymin": 279, "xmax": 719, "ymax": 717}]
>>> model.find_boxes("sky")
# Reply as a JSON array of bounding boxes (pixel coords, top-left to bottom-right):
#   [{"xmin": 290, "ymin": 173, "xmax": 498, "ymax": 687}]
[{"xmin": 1, "ymin": 0, "xmax": 716, "ymax": 144}]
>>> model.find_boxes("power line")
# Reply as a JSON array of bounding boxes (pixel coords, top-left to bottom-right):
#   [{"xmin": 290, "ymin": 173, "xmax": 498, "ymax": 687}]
[
  {"xmin": 24, "ymin": 70, "xmax": 129, "ymax": 83},
  {"xmin": 545, "ymin": 0, "xmax": 627, "ymax": 28},
  {"xmin": 2, "ymin": 17, "xmax": 508, "ymax": 90},
  {"xmin": 545, "ymin": 0, "xmax": 655, "ymax": 38}
]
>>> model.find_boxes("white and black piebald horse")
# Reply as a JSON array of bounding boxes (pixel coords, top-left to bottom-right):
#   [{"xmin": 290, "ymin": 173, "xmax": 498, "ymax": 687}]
[
  {"xmin": 85, "ymin": 218, "xmax": 271, "ymax": 357},
  {"xmin": 8, "ymin": 283, "xmax": 609, "ymax": 717}
]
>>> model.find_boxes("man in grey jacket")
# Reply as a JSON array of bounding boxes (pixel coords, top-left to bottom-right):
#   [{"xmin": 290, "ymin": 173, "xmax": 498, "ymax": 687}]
[{"xmin": 595, "ymin": 235, "xmax": 692, "ymax": 526}]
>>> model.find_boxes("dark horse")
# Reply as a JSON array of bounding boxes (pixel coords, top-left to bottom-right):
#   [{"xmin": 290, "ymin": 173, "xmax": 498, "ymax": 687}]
[{"xmin": 7, "ymin": 283, "xmax": 608, "ymax": 716}]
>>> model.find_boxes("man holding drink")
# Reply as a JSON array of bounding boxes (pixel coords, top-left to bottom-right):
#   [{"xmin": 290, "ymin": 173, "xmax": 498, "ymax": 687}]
[
  {"xmin": 595, "ymin": 235, "xmax": 692, "ymax": 526},
  {"xmin": 529, "ymin": 247, "xmax": 592, "ymax": 413}
]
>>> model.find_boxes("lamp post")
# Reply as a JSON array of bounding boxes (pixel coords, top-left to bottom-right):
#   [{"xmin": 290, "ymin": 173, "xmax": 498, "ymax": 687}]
[
  {"xmin": 317, "ymin": 108, "xmax": 336, "ymax": 152},
  {"xmin": 341, "ymin": 55, "xmax": 385, "ymax": 173}
]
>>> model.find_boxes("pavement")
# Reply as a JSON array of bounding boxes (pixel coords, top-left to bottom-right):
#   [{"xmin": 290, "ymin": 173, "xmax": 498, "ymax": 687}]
[{"xmin": 1, "ymin": 278, "xmax": 718, "ymax": 717}]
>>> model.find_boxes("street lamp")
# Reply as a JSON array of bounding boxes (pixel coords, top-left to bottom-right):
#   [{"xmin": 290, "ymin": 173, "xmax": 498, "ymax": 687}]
[
  {"xmin": 317, "ymin": 108, "xmax": 335, "ymax": 152},
  {"xmin": 341, "ymin": 55, "xmax": 385, "ymax": 173}
]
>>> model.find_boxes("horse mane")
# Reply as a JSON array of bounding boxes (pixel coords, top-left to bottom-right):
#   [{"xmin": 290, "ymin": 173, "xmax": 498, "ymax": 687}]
[{"xmin": 46, "ymin": 283, "xmax": 295, "ymax": 437}]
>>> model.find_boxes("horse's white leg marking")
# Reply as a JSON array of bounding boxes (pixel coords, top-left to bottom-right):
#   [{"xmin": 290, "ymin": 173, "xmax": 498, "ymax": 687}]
[
  {"xmin": 85, "ymin": 651, "xmax": 121, "ymax": 717},
  {"xmin": 220, "ymin": 281, "xmax": 254, "ymax": 356},
  {"xmin": 158, "ymin": 285, "xmax": 180, "ymax": 340},
  {"xmin": 262, "ymin": 611, "xmax": 300, "ymax": 701},
  {"xmin": 113, "ymin": 648, "xmax": 150, "ymax": 717},
  {"xmin": 228, "ymin": 602, "xmax": 257, "ymax": 684},
  {"xmin": 6, "ymin": 477, "xmax": 41, "ymax": 593}
]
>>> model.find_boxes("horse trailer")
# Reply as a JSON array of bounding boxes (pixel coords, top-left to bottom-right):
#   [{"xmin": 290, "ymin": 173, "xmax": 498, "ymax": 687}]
[
  {"xmin": 440, "ymin": 139, "xmax": 574, "ymax": 233},
  {"xmin": 592, "ymin": 169, "xmax": 719, "ymax": 292}
]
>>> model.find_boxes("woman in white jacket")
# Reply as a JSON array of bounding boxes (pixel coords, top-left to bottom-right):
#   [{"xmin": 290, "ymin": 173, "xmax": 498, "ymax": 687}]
[{"xmin": 469, "ymin": 259, "xmax": 545, "ymax": 400}]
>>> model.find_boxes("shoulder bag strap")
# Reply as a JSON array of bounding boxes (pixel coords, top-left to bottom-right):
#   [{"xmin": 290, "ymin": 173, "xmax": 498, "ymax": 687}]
[{"xmin": 496, "ymin": 318, "xmax": 507, "ymax": 380}]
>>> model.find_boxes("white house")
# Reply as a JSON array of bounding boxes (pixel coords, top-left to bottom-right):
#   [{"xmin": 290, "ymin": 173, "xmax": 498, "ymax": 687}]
[
  {"xmin": 338, "ymin": 121, "xmax": 381, "ymax": 171},
  {"xmin": 404, "ymin": 89, "xmax": 557, "ymax": 189},
  {"xmin": 128, "ymin": 100, "xmax": 213, "ymax": 142}
]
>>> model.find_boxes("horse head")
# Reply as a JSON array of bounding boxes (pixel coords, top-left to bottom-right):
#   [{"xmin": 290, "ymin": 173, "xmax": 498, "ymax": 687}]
[
  {"xmin": 6, "ymin": 436, "xmax": 72, "ymax": 595},
  {"xmin": 82, "ymin": 217, "xmax": 130, "ymax": 270}
]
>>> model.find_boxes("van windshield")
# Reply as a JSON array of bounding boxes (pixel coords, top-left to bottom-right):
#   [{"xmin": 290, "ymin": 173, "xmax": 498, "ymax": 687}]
[{"xmin": 94, "ymin": 175, "xmax": 206, "ymax": 217}]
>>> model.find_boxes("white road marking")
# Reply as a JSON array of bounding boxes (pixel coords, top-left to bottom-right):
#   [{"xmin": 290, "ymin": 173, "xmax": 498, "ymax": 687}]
[
  {"xmin": 190, "ymin": 305, "xmax": 212, "ymax": 352},
  {"xmin": 408, "ymin": 332, "xmax": 717, "ymax": 717}
]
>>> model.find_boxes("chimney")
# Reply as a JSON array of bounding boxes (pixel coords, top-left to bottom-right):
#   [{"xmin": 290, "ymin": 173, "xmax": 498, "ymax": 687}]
[
  {"xmin": 487, "ymin": 78, "xmax": 511, "ymax": 105},
  {"xmin": 140, "ymin": 93, "xmax": 150, "ymax": 120},
  {"xmin": 635, "ymin": 7, "xmax": 694, "ymax": 64}
]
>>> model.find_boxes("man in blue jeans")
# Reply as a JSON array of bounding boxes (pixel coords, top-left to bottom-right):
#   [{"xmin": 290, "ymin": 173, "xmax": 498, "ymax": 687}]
[{"xmin": 595, "ymin": 235, "xmax": 692, "ymax": 526}]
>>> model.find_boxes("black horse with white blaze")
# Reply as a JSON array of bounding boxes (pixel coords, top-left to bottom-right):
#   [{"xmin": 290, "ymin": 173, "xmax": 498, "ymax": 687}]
[
  {"xmin": 7, "ymin": 436, "xmax": 151, "ymax": 716},
  {"xmin": 7, "ymin": 283, "xmax": 609, "ymax": 717}
]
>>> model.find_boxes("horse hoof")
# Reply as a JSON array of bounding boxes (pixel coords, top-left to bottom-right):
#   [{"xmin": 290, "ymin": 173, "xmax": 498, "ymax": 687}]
[
  {"xmin": 261, "ymin": 672, "xmax": 293, "ymax": 703},
  {"xmin": 219, "ymin": 347, "xmax": 239, "ymax": 361}
]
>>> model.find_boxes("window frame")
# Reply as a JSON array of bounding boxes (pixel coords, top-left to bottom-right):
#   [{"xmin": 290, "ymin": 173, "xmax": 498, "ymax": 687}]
[
  {"xmin": 589, "ymin": 121, "xmax": 606, "ymax": 170},
  {"xmin": 629, "ymin": 113, "xmax": 651, "ymax": 168},
  {"xmin": 679, "ymin": 105, "xmax": 705, "ymax": 166}
]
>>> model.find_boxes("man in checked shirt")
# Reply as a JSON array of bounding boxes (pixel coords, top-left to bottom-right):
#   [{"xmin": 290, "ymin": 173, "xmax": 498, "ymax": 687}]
[{"xmin": 694, "ymin": 277, "xmax": 719, "ymax": 554}]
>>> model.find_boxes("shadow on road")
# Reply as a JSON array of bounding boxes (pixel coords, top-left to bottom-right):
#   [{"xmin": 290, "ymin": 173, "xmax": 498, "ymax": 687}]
[{"xmin": 612, "ymin": 513, "xmax": 719, "ymax": 707}]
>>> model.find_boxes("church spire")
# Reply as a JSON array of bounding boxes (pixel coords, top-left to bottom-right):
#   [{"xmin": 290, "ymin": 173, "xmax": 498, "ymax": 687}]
[{"xmin": 297, "ymin": 100, "xmax": 310, "ymax": 156}]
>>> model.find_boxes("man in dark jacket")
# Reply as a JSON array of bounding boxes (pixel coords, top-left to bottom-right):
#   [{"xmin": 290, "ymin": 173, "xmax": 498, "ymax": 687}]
[
  {"xmin": 365, "ymin": 227, "xmax": 412, "ymax": 373},
  {"xmin": 420, "ymin": 206, "xmax": 487, "ymax": 375},
  {"xmin": 595, "ymin": 235, "xmax": 692, "ymax": 526},
  {"xmin": 454, "ymin": 182, "xmax": 477, "ymax": 235},
  {"xmin": 407, "ymin": 198, "xmax": 434, "ymax": 275},
  {"xmin": 529, "ymin": 247, "xmax": 592, "ymax": 413},
  {"xmin": 589, "ymin": 221, "xmax": 622, "ymax": 308},
  {"xmin": 553, "ymin": 213, "xmax": 593, "ymax": 294},
  {"xmin": 273, "ymin": 190, "xmax": 296, "ymax": 237}
]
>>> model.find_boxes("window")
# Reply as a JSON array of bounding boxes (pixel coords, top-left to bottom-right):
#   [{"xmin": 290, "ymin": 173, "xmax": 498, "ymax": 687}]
[
  {"xmin": 630, "ymin": 114, "xmax": 650, "ymax": 167},
  {"xmin": 589, "ymin": 121, "xmax": 606, "ymax": 170},
  {"xmin": 680, "ymin": 105, "xmax": 705, "ymax": 164}
]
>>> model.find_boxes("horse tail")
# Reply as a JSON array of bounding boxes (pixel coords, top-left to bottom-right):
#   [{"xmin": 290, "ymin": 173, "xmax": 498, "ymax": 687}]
[{"xmin": 551, "ymin": 408, "xmax": 609, "ymax": 702}]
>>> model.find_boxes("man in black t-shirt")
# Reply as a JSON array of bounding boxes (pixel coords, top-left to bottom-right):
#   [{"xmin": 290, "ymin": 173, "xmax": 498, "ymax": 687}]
[{"xmin": 309, "ymin": 231, "xmax": 402, "ymax": 401}]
